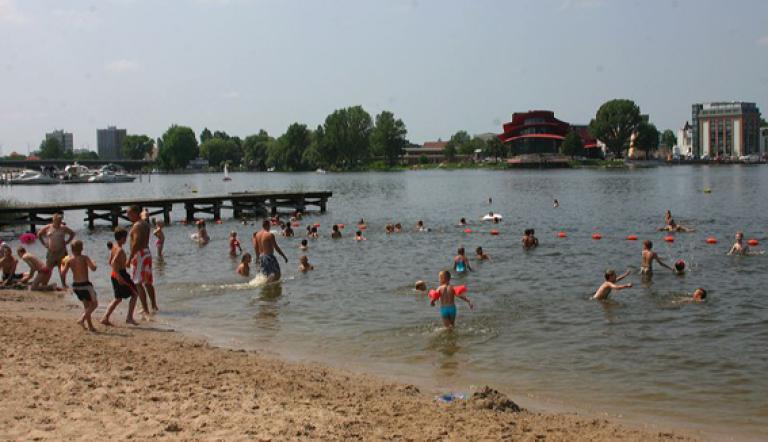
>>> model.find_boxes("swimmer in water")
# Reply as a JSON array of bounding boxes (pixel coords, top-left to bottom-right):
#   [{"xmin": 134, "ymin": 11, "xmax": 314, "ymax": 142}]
[
  {"xmin": 664, "ymin": 210, "xmax": 672, "ymax": 226},
  {"xmin": 640, "ymin": 240, "xmax": 673, "ymax": 277},
  {"xmin": 673, "ymin": 260, "xmax": 686, "ymax": 275},
  {"xmin": 236, "ymin": 253, "xmax": 251, "ymax": 277},
  {"xmin": 592, "ymin": 268, "xmax": 632, "ymax": 300},
  {"xmin": 299, "ymin": 239, "xmax": 309, "ymax": 251},
  {"xmin": 430, "ymin": 270, "xmax": 473, "ymax": 328},
  {"xmin": 394, "ymin": 223, "xmax": 402, "ymax": 233},
  {"xmin": 229, "ymin": 231, "xmax": 242, "ymax": 257},
  {"xmin": 385, "ymin": 224, "xmax": 394, "ymax": 234},
  {"xmin": 658, "ymin": 219, "xmax": 695, "ymax": 233},
  {"xmin": 414, "ymin": 280, "xmax": 427, "ymax": 292},
  {"xmin": 458, "ymin": 217, "xmax": 467, "ymax": 226},
  {"xmin": 674, "ymin": 287, "xmax": 707, "ymax": 304},
  {"xmin": 727, "ymin": 231, "xmax": 762, "ymax": 256},
  {"xmin": 298, "ymin": 255, "xmax": 314, "ymax": 272},
  {"xmin": 355, "ymin": 230, "xmax": 366, "ymax": 241},
  {"xmin": 475, "ymin": 246, "xmax": 491, "ymax": 261},
  {"xmin": 331, "ymin": 224, "xmax": 342, "ymax": 239},
  {"xmin": 416, "ymin": 220, "xmax": 426, "ymax": 232},
  {"xmin": 195, "ymin": 220, "xmax": 210, "ymax": 245},
  {"xmin": 453, "ymin": 247, "xmax": 472, "ymax": 273},
  {"xmin": 553, "ymin": 199, "xmax": 559, "ymax": 208},
  {"xmin": 522, "ymin": 229, "xmax": 539, "ymax": 250}
]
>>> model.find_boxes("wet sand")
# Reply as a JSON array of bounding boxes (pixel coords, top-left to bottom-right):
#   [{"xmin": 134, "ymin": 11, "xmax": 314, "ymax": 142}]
[{"xmin": 0, "ymin": 289, "xmax": 695, "ymax": 441}]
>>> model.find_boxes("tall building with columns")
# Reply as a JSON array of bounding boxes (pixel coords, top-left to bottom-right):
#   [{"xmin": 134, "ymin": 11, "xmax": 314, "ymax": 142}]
[{"xmin": 691, "ymin": 102, "xmax": 761, "ymax": 158}]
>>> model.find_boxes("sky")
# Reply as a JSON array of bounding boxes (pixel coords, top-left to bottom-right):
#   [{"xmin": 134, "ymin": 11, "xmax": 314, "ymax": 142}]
[{"xmin": 1, "ymin": 0, "xmax": 767, "ymax": 154}]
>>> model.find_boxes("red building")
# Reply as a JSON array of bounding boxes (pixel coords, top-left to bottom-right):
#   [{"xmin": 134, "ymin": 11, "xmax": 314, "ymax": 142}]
[{"xmin": 497, "ymin": 111, "xmax": 602, "ymax": 159}]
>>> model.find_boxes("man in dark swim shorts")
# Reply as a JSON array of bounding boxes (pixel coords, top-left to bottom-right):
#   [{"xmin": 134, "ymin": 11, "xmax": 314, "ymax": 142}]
[{"xmin": 252, "ymin": 219, "xmax": 289, "ymax": 282}]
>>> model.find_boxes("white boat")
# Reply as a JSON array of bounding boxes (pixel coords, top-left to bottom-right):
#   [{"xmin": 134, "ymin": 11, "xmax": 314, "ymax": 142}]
[
  {"xmin": 61, "ymin": 163, "xmax": 96, "ymax": 183},
  {"xmin": 9, "ymin": 169, "xmax": 60, "ymax": 185},
  {"xmin": 88, "ymin": 170, "xmax": 136, "ymax": 183},
  {"xmin": 482, "ymin": 213, "xmax": 503, "ymax": 221},
  {"xmin": 316, "ymin": 168, "xmax": 326, "ymax": 174},
  {"xmin": 223, "ymin": 163, "xmax": 232, "ymax": 181}
]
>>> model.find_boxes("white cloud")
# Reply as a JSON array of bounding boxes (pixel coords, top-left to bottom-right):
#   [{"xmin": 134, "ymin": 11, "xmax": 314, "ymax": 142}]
[
  {"xmin": 0, "ymin": 0, "xmax": 28, "ymax": 24},
  {"xmin": 558, "ymin": 0, "xmax": 605, "ymax": 11},
  {"xmin": 105, "ymin": 59, "xmax": 141, "ymax": 73},
  {"xmin": 758, "ymin": 35, "xmax": 768, "ymax": 47}
]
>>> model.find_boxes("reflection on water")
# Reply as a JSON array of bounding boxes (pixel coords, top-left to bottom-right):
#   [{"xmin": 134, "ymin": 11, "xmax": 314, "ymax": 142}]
[{"xmin": 3, "ymin": 167, "xmax": 768, "ymax": 439}]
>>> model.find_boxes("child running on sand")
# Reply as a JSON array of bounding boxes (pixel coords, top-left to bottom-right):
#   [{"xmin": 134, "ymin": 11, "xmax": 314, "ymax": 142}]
[
  {"xmin": 453, "ymin": 247, "xmax": 472, "ymax": 273},
  {"xmin": 153, "ymin": 221, "xmax": 165, "ymax": 257},
  {"xmin": 61, "ymin": 240, "xmax": 98, "ymax": 331},
  {"xmin": 430, "ymin": 270, "xmax": 473, "ymax": 328},
  {"xmin": 592, "ymin": 269, "xmax": 632, "ymax": 300},
  {"xmin": 17, "ymin": 247, "xmax": 57, "ymax": 291},
  {"xmin": 475, "ymin": 246, "xmax": 491, "ymax": 261},
  {"xmin": 298, "ymin": 255, "xmax": 314, "ymax": 272},
  {"xmin": 0, "ymin": 244, "xmax": 23, "ymax": 286},
  {"xmin": 229, "ymin": 231, "xmax": 242, "ymax": 256},
  {"xmin": 236, "ymin": 253, "xmax": 251, "ymax": 277},
  {"xmin": 101, "ymin": 228, "xmax": 139, "ymax": 326}
]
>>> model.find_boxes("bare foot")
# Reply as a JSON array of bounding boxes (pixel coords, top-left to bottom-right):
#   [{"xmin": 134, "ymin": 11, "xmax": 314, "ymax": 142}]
[
  {"xmin": 100, "ymin": 318, "xmax": 113, "ymax": 326},
  {"xmin": 126, "ymin": 318, "xmax": 139, "ymax": 326},
  {"xmin": 77, "ymin": 320, "xmax": 87, "ymax": 330},
  {"xmin": 88, "ymin": 326, "xmax": 97, "ymax": 332}
]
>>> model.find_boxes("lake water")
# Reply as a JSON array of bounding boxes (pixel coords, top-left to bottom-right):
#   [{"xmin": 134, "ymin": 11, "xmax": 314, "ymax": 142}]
[{"xmin": 3, "ymin": 167, "xmax": 767, "ymax": 440}]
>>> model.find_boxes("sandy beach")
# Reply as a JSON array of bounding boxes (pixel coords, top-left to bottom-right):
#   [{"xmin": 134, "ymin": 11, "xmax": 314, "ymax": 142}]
[{"xmin": 0, "ymin": 289, "xmax": 695, "ymax": 441}]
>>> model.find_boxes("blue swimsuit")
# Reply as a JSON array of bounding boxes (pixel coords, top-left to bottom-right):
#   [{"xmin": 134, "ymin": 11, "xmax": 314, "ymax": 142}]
[
  {"xmin": 456, "ymin": 260, "xmax": 466, "ymax": 273},
  {"xmin": 440, "ymin": 305, "xmax": 457, "ymax": 320}
]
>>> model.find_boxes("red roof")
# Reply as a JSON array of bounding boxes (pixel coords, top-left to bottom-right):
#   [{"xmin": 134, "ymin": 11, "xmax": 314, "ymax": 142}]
[
  {"xmin": 422, "ymin": 141, "xmax": 447, "ymax": 150},
  {"xmin": 499, "ymin": 133, "xmax": 566, "ymax": 143}
]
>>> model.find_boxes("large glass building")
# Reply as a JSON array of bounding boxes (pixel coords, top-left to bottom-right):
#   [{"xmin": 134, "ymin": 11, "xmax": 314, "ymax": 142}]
[{"xmin": 691, "ymin": 102, "xmax": 762, "ymax": 158}]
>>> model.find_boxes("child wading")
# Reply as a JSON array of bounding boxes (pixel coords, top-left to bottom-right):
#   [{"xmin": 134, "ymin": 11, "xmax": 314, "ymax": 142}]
[
  {"xmin": 62, "ymin": 240, "xmax": 99, "ymax": 331},
  {"xmin": 430, "ymin": 270, "xmax": 473, "ymax": 328}
]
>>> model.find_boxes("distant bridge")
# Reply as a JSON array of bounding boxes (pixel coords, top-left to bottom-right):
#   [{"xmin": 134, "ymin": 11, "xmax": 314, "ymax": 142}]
[{"xmin": 0, "ymin": 159, "xmax": 153, "ymax": 172}]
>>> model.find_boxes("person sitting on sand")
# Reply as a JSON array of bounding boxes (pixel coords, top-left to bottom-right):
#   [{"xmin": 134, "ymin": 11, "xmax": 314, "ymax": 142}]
[
  {"xmin": 236, "ymin": 253, "xmax": 251, "ymax": 277},
  {"xmin": 641, "ymin": 240, "xmax": 673, "ymax": 277},
  {"xmin": 61, "ymin": 240, "xmax": 99, "ymax": 332},
  {"xmin": 453, "ymin": 247, "xmax": 472, "ymax": 273},
  {"xmin": 229, "ymin": 231, "xmax": 242, "ymax": 257},
  {"xmin": 355, "ymin": 230, "xmax": 366, "ymax": 241},
  {"xmin": 299, "ymin": 239, "xmax": 309, "ymax": 251},
  {"xmin": 101, "ymin": 228, "xmax": 139, "ymax": 326},
  {"xmin": 522, "ymin": 229, "xmax": 539, "ymax": 250},
  {"xmin": 475, "ymin": 246, "xmax": 491, "ymax": 261},
  {"xmin": 658, "ymin": 219, "xmax": 695, "ymax": 233},
  {"xmin": 1, "ymin": 244, "xmax": 23, "ymax": 286},
  {"xmin": 17, "ymin": 247, "xmax": 57, "ymax": 291},
  {"xmin": 430, "ymin": 270, "xmax": 473, "ymax": 328},
  {"xmin": 592, "ymin": 269, "xmax": 633, "ymax": 300},
  {"xmin": 298, "ymin": 255, "xmax": 314, "ymax": 272},
  {"xmin": 153, "ymin": 221, "xmax": 165, "ymax": 258}
]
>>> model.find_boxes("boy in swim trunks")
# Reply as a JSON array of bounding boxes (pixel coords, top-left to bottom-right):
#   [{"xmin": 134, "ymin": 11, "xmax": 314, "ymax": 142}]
[
  {"xmin": 61, "ymin": 240, "xmax": 98, "ymax": 331},
  {"xmin": 253, "ymin": 219, "xmax": 289, "ymax": 283},
  {"xmin": 101, "ymin": 228, "xmax": 139, "ymax": 326},
  {"xmin": 641, "ymin": 240, "xmax": 673, "ymax": 278},
  {"xmin": 592, "ymin": 269, "xmax": 633, "ymax": 300},
  {"xmin": 127, "ymin": 205, "xmax": 158, "ymax": 315},
  {"xmin": 17, "ymin": 247, "xmax": 57, "ymax": 291},
  {"xmin": 453, "ymin": 247, "xmax": 472, "ymax": 273},
  {"xmin": 37, "ymin": 212, "xmax": 76, "ymax": 288},
  {"xmin": 430, "ymin": 270, "xmax": 473, "ymax": 328},
  {"xmin": 0, "ymin": 245, "xmax": 23, "ymax": 286}
]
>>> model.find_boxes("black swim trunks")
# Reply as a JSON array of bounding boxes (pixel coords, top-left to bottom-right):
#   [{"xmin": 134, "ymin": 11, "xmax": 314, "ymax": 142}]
[
  {"xmin": 110, "ymin": 270, "xmax": 137, "ymax": 299},
  {"xmin": 2, "ymin": 272, "xmax": 24, "ymax": 282},
  {"xmin": 72, "ymin": 281, "xmax": 96, "ymax": 302}
]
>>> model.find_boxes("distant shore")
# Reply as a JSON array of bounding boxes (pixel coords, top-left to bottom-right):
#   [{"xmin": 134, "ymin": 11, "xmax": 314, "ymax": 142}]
[{"xmin": 0, "ymin": 289, "xmax": 696, "ymax": 440}]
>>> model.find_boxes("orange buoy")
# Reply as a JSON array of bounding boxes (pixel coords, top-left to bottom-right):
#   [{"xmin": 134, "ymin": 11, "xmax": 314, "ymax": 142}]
[
  {"xmin": 215, "ymin": 219, "xmax": 223, "ymax": 224},
  {"xmin": 464, "ymin": 228, "xmax": 472, "ymax": 234},
  {"xmin": 339, "ymin": 223, "xmax": 345, "ymax": 229},
  {"xmin": 664, "ymin": 236, "xmax": 675, "ymax": 242},
  {"xmin": 748, "ymin": 239, "xmax": 759, "ymax": 246},
  {"xmin": 490, "ymin": 229, "xmax": 500, "ymax": 236},
  {"xmin": 313, "ymin": 223, "xmax": 321, "ymax": 228},
  {"xmin": 626, "ymin": 235, "xmax": 638, "ymax": 241},
  {"xmin": 706, "ymin": 237, "xmax": 718, "ymax": 244},
  {"xmin": 558, "ymin": 232, "xmax": 567, "ymax": 238},
  {"xmin": 592, "ymin": 233, "xmax": 602, "ymax": 240},
  {"xmin": 359, "ymin": 225, "xmax": 366, "ymax": 230},
  {"xmin": 292, "ymin": 222, "xmax": 301, "ymax": 227}
]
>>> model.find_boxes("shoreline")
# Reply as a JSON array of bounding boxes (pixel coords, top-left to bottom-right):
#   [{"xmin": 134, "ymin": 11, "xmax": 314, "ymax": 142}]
[{"xmin": 0, "ymin": 289, "xmax": 697, "ymax": 440}]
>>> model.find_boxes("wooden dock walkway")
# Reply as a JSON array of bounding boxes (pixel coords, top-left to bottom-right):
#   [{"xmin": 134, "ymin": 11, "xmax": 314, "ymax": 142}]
[{"xmin": 0, "ymin": 191, "xmax": 332, "ymax": 231}]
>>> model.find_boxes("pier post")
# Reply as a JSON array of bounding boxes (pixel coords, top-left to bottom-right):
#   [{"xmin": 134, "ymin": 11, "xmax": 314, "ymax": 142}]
[
  {"xmin": 28, "ymin": 212, "xmax": 36, "ymax": 233},
  {"xmin": 110, "ymin": 207, "xmax": 120, "ymax": 228},
  {"xmin": 163, "ymin": 204, "xmax": 171, "ymax": 225},
  {"xmin": 270, "ymin": 203, "xmax": 277, "ymax": 217},
  {"xmin": 213, "ymin": 201, "xmax": 222, "ymax": 221},
  {"xmin": 232, "ymin": 200, "xmax": 241, "ymax": 219},
  {"xmin": 320, "ymin": 198, "xmax": 327, "ymax": 213},
  {"xmin": 185, "ymin": 203, "xmax": 195, "ymax": 222},
  {"xmin": 87, "ymin": 209, "xmax": 95, "ymax": 230}
]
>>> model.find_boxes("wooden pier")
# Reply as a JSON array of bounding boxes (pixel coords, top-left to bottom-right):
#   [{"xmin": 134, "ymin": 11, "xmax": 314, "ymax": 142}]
[{"xmin": 0, "ymin": 191, "xmax": 332, "ymax": 232}]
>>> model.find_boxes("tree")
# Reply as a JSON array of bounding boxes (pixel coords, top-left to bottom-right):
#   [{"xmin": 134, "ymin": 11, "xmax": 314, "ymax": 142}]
[
  {"xmin": 200, "ymin": 128, "xmax": 213, "ymax": 145},
  {"xmin": 38, "ymin": 137, "xmax": 65, "ymax": 159},
  {"xmin": 321, "ymin": 106, "xmax": 373, "ymax": 169},
  {"xmin": 484, "ymin": 137, "xmax": 507, "ymax": 161},
  {"xmin": 634, "ymin": 121, "xmax": 660, "ymax": 159},
  {"xmin": 121, "ymin": 134, "xmax": 154, "ymax": 160},
  {"xmin": 157, "ymin": 125, "xmax": 198, "ymax": 170},
  {"xmin": 761, "ymin": 118, "xmax": 767, "ymax": 127},
  {"xmin": 588, "ymin": 99, "xmax": 642, "ymax": 158},
  {"xmin": 560, "ymin": 130, "xmax": 585, "ymax": 158},
  {"xmin": 443, "ymin": 143, "xmax": 457, "ymax": 162},
  {"xmin": 73, "ymin": 150, "xmax": 99, "ymax": 161},
  {"xmin": 267, "ymin": 123, "xmax": 311, "ymax": 171},
  {"xmin": 371, "ymin": 111, "xmax": 408, "ymax": 166},
  {"xmin": 660, "ymin": 129, "xmax": 677, "ymax": 149},
  {"xmin": 200, "ymin": 137, "xmax": 242, "ymax": 168},
  {"xmin": 5, "ymin": 151, "xmax": 26, "ymax": 160},
  {"xmin": 242, "ymin": 130, "xmax": 271, "ymax": 170},
  {"xmin": 446, "ymin": 131, "xmax": 471, "ymax": 157}
]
